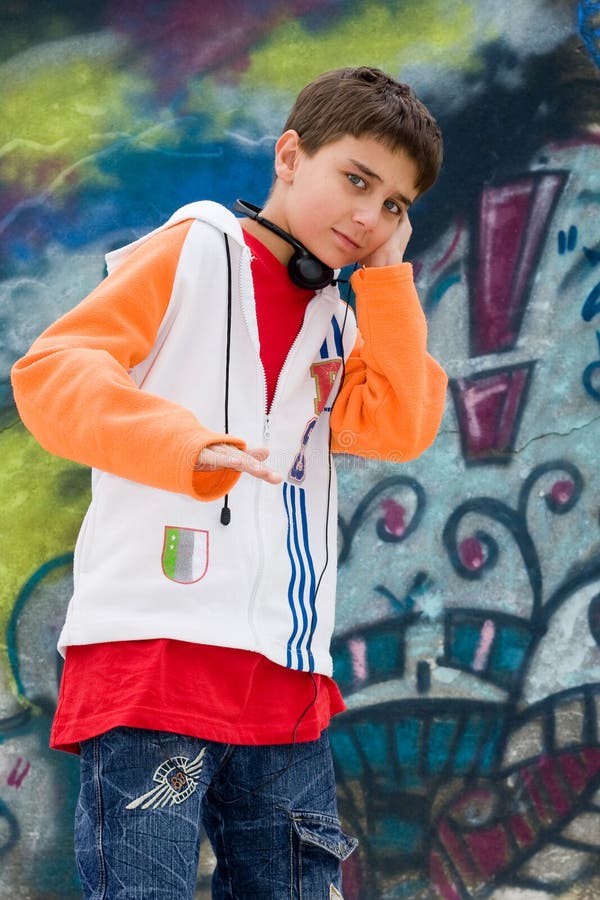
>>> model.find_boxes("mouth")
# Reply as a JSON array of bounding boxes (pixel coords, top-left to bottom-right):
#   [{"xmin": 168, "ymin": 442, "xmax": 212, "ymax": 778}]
[{"xmin": 332, "ymin": 228, "xmax": 361, "ymax": 252}]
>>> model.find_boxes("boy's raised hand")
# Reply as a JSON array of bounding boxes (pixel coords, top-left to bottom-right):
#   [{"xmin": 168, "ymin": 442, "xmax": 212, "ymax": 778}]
[
  {"xmin": 360, "ymin": 214, "xmax": 412, "ymax": 269},
  {"xmin": 195, "ymin": 443, "xmax": 283, "ymax": 484}
]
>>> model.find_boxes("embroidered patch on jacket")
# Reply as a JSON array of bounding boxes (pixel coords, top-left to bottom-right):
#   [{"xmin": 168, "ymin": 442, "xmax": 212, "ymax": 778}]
[
  {"xmin": 162, "ymin": 526, "xmax": 209, "ymax": 584},
  {"xmin": 330, "ymin": 886, "xmax": 343, "ymax": 899},
  {"xmin": 288, "ymin": 416, "xmax": 318, "ymax": 483},
  {"xmin": 125, "ymin": 747, "xmax": 207, "ymax": 810},
  {"xmin": 311, "ymin": 359, "xmax": 342, "ymax": 415}
]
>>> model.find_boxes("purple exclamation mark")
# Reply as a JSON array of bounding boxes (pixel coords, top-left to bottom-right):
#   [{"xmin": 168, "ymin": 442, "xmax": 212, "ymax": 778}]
[{"xmin": 450, "ymin": 172, "xmax": 567, "ymax": 464}]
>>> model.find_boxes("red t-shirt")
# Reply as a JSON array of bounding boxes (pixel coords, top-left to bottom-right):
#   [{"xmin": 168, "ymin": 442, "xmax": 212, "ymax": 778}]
[{"xmin": 50, "ymin": 228, "xmax": 345, "ymax": 754}]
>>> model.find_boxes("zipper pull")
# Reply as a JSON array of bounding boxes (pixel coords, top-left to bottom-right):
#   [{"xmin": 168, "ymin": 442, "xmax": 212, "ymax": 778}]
[{"xmin": 264, "ymin": 415, "xmax": 271, "ymax": 441}]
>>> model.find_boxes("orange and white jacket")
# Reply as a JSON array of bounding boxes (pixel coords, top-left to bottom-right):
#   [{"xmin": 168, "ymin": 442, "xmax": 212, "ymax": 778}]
[{"xmin": 11, "ymin": 201, "xmax": 447, "ymax": 675}]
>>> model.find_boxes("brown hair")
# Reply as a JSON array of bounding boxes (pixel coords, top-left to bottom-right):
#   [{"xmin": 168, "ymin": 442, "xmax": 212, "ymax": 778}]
[{"xmin": 283, "ymin": 66, "xmax": 443, "ymax": 194}]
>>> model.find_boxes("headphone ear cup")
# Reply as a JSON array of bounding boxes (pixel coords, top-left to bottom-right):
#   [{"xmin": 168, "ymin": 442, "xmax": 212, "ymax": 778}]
[
  {"xmin": 287, "ymin": 250, "xmax": 335, "ymax": 291},
  {"xmin": 233, "ymin": 199, "xmax": 335, "ymax": 290}
]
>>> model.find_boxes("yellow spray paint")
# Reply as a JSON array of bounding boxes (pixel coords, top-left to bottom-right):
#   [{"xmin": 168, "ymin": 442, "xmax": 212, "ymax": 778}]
[
  {"xmin": 186, "ymin": 0, "xmax": 487, "ymax": 143},
  {"xmin": 242, "ymin": 0, "xmax": 482, "ymax": 94},
  {"xmin": 0, "ymin": 50, "xmax": 153, "ymax": 192},
  {"xmin": 0, "ymin": 418, "xmax": 90, "ymax": 689}
]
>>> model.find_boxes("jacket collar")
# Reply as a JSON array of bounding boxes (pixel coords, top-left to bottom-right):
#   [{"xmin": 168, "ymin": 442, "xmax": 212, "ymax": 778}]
[{"xmin": 105, "ymin": 201, "xmax": 246, "ymax": 275}]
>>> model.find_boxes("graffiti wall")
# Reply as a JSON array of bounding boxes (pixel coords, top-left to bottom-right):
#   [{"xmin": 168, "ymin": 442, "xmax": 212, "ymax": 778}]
[{"xmin": 1, "ymin": 1, "xmax": 599, "ymax": 897}]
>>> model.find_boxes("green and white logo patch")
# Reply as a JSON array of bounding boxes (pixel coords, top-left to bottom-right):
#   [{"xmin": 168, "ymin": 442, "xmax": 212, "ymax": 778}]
[{"xmin": 162, "ymin": 526, "xmax": 209, "ymax": 584}]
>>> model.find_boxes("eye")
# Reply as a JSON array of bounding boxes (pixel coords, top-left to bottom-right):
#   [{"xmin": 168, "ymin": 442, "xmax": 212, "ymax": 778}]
[
  {"xmin": 347, "ymin": 172, "xmax": 366, "ymax": 189},
  {"xmin": 384, "ymin": 198, "xmax": 403, "ymax": 216}
]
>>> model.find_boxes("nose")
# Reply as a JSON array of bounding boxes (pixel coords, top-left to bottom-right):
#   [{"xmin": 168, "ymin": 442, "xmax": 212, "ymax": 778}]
[{"xmin": 352, "ymin": 203, "xmax": 380, "ymax": 230}]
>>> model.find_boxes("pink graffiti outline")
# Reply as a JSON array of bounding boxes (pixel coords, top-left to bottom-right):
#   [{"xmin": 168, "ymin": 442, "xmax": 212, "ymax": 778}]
[{"xmin": 432, "ymin": 217, "xmax": 464, "ymax": 273}]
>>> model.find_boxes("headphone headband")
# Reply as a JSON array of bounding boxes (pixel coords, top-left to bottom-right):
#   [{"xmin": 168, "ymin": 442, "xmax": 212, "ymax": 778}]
[
  {"xmin": 232, "ymin": 199, "xmax": 304, "ymax": 255},
  {"xmin": 233, "ymin": 198, "xmax": 335, "ymax": 291}
]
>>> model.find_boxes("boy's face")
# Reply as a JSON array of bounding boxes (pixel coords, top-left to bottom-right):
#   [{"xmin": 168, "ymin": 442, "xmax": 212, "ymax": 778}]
[{"xmin": 265, "ymin": 131, "xmax": 419, "ymax": 269}]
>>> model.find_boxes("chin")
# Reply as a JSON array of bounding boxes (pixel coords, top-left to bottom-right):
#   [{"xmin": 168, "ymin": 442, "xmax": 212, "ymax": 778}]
[{"xmin": 322, "ymin": 245, "xmax": 359, "ymax": 269}]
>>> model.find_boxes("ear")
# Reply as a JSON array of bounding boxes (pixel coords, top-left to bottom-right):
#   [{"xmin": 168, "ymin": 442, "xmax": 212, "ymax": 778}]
[{"xmin": 274, "ymin": 130, "xmax": 302, "ymax": 184}]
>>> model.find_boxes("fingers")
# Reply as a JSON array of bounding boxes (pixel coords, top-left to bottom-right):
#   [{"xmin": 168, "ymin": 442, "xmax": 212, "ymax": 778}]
[
  {"xmin": 396, "ymin": 214, "xmax": 412, "ymax": 258},
  {"xmin": 195, "ymin": 443, "xmax": 282, "ymax": 484},
  {"xmin": 246, "ymin": 447, "xmax": 270, "ymax": 462},
  {"xmin": 360, "ymin": 214, "xmax": 412, "ymax": 268}
]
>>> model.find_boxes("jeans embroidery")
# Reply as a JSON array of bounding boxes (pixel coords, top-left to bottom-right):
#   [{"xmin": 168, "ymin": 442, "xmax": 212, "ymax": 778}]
[{"xmin": 125, "ymin": 747, "xmax": 206, "ymax": 810}]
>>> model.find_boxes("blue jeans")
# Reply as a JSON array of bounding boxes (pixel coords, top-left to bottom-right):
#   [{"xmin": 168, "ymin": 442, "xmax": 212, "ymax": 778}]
[{"xmin": 75, "ymin": 727, "xmax": 357, "ymax": 899}]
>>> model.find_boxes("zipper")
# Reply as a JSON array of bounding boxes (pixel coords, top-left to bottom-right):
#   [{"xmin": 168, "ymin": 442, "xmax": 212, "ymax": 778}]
[
  {"xmin": 237, "ymin": 246, "xmax": 270, "ymax": 646},
  {"xmin": 237, "ymin": 252, "xmax": 329, "ymax": 646},
  {"xmin": 267, "ymin": 295, "xmax": 321, "ymax": 422},
  {"xmin": 247, "ymin": 474, "xmax": 264, "ymax": 647},
  {"xmin": 238, "ymin": 245, "xmax": 270, "ymax": 446},
  {"xmin": 251, "ymin": 298, "xmax": 322, "ymax": 651}
]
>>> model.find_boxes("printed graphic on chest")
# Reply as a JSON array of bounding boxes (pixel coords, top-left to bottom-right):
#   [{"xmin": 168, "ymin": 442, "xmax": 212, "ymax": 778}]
[
  {"xmin": 311, "ymin": 359, "xmax": 342, "ymax": 415},
  {"xmin": 288, "ymin": 357, "xmax": 342, "ymax": 484}
]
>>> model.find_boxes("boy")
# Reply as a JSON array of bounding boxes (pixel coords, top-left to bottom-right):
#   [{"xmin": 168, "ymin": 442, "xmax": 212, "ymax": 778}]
[{"xmin": 11, "ymin": 67, "xmax": 446, "ymax": 899}]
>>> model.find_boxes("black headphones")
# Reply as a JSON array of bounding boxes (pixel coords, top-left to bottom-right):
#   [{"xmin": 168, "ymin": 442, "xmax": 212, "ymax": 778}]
[{"xmin": 233, "ymin": 199, "xmax": 335, "ymax": 291}]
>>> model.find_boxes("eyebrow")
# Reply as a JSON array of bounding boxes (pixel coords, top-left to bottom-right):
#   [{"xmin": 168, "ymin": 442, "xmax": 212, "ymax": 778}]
[{"xmin": 348, "ymin": 158, "xmax": 414, "ymax": 209}]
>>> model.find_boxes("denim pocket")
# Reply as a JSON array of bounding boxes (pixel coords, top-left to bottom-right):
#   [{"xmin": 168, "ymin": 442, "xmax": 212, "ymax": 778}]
[{"xmin": 291, "ymin": 810, "xmax": 358, "ymax": 860}]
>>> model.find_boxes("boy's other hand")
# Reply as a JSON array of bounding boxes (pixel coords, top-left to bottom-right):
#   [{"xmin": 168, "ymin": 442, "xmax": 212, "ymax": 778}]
[
  {"xmin": 360, "ymin": 214, "xmax": 412, "ymax": 268},
  {"xmin": 195, "ymin": 443, "xmax": 282, "ymax": 484}
]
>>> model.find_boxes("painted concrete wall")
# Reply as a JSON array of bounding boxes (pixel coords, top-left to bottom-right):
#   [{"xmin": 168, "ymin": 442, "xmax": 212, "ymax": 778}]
[{"xmin": 1, "ymin": 1, "xmax": 599, "ymax": 897}]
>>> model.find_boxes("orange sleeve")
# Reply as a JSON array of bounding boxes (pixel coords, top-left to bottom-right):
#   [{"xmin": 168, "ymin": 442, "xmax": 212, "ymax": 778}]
[
  {"xmin": 329, "ymin": 262, "xmax": 447, "ymax": 462},
  {"xmin": 10, "ymin": 220, "xmax": 245, "ymax": 501}
]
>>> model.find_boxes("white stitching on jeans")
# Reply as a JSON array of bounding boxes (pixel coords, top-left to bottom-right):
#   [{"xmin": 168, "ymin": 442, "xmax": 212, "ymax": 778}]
[{"xmin": 92, "ymin": 737, "xmax": 107, "ymax": 899}]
